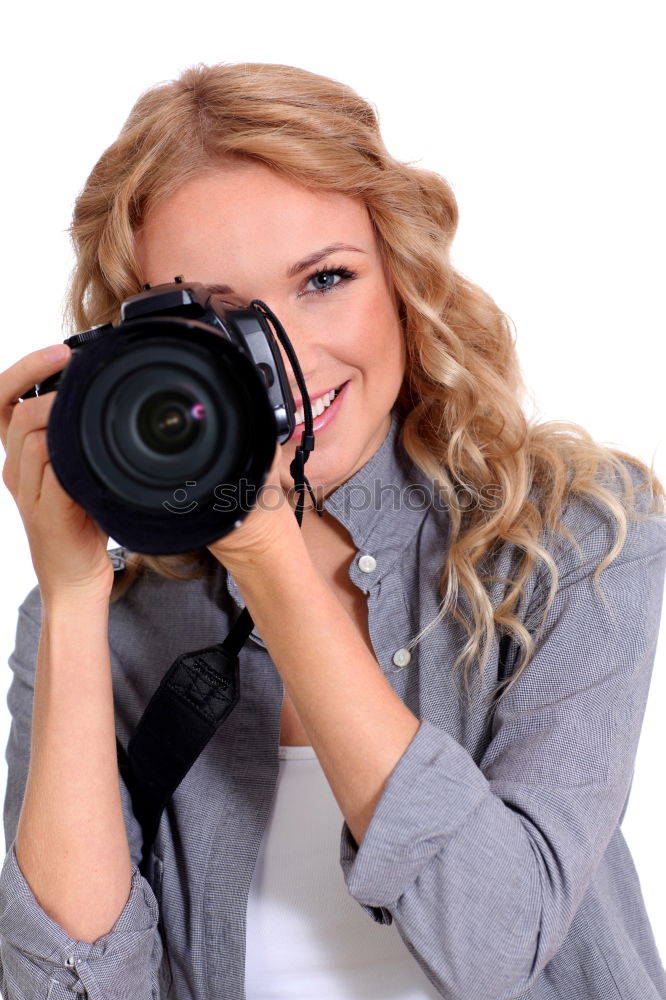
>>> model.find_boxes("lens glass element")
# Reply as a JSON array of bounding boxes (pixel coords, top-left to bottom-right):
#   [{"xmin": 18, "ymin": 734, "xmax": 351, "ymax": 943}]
[{"xmin": 137, "ymin": 390, "xmax": 206, "ymax": 455}]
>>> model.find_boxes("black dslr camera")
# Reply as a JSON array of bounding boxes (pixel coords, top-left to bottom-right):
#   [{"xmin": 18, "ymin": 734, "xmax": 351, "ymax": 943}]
[{"xmin": 23, "ymin": 279, "xmax": 297, "ymax": 554}]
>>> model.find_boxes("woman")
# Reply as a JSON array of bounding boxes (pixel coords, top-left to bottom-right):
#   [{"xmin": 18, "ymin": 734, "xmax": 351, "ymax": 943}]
[{"xmin": 0, "ymin": 62, "xmax": 664, "ymax": 1000}]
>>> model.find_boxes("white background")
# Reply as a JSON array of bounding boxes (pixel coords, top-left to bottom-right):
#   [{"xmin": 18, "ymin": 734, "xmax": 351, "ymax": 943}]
[{"xmin": 0, "ymin": 0, "xmax": 664, "ymax": 965}]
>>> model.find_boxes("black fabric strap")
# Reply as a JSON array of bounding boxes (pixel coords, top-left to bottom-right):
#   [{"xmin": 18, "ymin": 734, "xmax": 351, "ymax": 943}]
[{"xmin": 116, "ymin": 643, "xmax": 241, "ymax": 877}]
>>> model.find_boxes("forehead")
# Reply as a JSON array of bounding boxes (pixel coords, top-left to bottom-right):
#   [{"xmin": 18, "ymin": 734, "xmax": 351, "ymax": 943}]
[{"xmin": 136, "ymin": 162, "xmax": 375, "ymax": 276}]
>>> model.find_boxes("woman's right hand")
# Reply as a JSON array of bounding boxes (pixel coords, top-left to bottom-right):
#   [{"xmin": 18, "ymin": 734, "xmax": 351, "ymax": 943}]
[{"xmin": 1, "ymin": 344, "xmax": 115, "ymax": 604}]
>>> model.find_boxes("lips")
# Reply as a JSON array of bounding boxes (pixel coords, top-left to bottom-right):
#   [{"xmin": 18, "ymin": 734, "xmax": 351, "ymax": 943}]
[
  {"xmin": 289, "ymin": 379, "xmax": 350, "ymax": 441},
  {"xmin": 291, "ymin": 382, "xmax": 346, "ymax": 414}
]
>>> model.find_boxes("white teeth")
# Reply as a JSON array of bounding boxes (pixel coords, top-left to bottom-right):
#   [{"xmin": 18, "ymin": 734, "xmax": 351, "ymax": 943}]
[{"xmin": 293, "ymin": 386, "xmax": 340, "ymax": 426}]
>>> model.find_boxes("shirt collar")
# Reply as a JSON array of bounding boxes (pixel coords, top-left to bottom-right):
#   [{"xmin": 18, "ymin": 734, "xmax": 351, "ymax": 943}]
[{"xmin": 321, "ymin": 406, "xmax": 436, "ymax": 577}]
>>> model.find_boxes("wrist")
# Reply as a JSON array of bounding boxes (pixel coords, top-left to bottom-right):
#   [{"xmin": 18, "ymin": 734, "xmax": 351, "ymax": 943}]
[{"xmin": 40, "ymin": 581, "xmax": 113, "ymax": 620}]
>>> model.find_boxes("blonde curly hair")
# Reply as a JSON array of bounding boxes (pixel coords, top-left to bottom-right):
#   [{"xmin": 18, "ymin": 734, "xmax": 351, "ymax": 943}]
[{"xmin": 64, "ymin": 61, "xmax": 664, "ymax": 706}]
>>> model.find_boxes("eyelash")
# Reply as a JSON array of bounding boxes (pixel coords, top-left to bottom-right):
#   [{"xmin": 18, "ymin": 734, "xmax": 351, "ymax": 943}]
[{"xmin": 300, "ymin": 265, "xmax": 357, "ymax": 297}]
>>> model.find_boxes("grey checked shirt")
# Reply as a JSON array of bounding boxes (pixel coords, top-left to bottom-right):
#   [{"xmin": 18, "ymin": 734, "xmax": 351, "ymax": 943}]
[{"xmin": 1, "ymin": 408, "xmax": 665, "ymax": 999}]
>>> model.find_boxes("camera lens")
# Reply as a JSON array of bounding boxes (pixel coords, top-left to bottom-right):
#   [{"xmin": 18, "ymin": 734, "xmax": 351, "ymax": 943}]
[
  {"xmin": 102, "ymin": 362, "xmax": 223, "ymax": 484},
  {"xmin": 74, "ymin": 324, "xmax": 273, "ymax": 526},
  {"xmin": 79, "ymin": 346, "xmax": 238, "ymax": 489},
  {"xmin": 137, "ymin": 390, "xmax": 205, "ymax": 455}
]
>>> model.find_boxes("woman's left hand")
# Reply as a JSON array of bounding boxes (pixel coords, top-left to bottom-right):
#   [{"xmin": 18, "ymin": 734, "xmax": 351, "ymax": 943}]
[{"xmin": 206, "ymin": 441, "xmax": 301, "ymax": 567}]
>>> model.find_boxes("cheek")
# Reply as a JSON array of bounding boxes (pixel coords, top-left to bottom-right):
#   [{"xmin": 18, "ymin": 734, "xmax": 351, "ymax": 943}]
[
  {"xmin": 364, "ymin": 287, "xmax": 406, "ymax": 376},
  {"xmin": 309, "ymin": 283, "xmax": 405, "ymax": 382}
]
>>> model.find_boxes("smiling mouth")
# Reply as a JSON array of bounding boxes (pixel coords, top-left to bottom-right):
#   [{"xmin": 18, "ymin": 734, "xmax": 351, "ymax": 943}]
[
  {"xmin": 292, "ymin": 382, "xmax": 346, "ymax": 425},
  {"xmin": 289, "ymin": 380, "xmax": 350, "ymax": 440}
]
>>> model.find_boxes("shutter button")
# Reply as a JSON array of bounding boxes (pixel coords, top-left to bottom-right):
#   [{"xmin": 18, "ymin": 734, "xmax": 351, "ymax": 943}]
[
  {"xmin": 392, "ymin": 648, "xmax": 412, "ymax": 668},
  {"xmin": 357, "ymin": 554, "xmax": 377, "ymax": 573}
]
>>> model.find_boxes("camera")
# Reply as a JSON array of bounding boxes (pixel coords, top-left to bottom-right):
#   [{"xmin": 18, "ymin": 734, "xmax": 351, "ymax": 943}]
[{"xmin": 22, "ymin": 279, "xmax": 297, "ymax": 554}]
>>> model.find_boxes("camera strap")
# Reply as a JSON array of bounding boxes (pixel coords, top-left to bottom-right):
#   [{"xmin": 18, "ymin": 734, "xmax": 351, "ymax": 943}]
[{"xmin": 116, "ymin": 300, "xmax": 324, "ymax": 877}]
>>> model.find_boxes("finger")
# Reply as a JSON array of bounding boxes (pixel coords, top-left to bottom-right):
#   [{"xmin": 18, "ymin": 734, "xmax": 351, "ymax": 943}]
[
  {"xmin": 3, "ymin": 393, "xmax": 57, "ymax": 494},
  {"xmin": 39, "ymin": 459, "xmax": 75, "ymax": 511},
  {"xmin": 0, "ymin": 344, "xmax": 70, "ymax": 450},
  {"xmin": 14, "ymin": 429, "xmax": 51, "ymax": 508},
  {"xmin": 270, "ymin": 439, "xmax": 283, "ymax": 474}
]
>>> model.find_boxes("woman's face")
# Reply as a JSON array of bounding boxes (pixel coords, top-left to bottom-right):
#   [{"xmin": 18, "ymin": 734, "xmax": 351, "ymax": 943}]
[{"xmin": 135, "ymin": 161, "xmax": 406, "ymax": 500}]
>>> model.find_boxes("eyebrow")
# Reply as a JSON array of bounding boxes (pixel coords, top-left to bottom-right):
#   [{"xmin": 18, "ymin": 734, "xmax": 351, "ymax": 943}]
[
  {"xmin": 202, "ymin": 243, "xmax": 367, "ymax": 296},
  {"xmin": 286, "ymin": 243, "xmax": 366, "ymax": 278}
]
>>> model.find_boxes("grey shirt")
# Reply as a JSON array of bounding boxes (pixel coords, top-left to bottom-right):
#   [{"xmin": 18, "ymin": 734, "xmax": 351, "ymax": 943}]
[{"xmin": 1, "ymin": 408, "xmax": 665, "ymax": 1000}]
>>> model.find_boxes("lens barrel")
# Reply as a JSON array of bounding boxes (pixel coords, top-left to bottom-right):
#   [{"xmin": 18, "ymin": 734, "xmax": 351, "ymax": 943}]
[{"xmin": 46, "ymin": 314, "xmax": 279, "ymax": 554}]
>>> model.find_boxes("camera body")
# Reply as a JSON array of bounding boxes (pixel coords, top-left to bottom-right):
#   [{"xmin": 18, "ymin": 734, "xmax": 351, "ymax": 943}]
[{"xmin": 25, "ymin": 280, "xmax": 297, "ymax": 554}]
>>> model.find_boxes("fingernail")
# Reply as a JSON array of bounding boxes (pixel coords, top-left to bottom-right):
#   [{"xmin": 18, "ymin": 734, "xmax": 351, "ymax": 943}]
[{"xmin": 42, "ymin": 345, "xmax": 69, "ymax": 364}]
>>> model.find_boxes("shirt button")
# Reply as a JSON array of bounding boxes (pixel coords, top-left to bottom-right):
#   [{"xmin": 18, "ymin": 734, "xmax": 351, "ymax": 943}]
[
  {"xmin": 392, "ymin": 648, "xmax": 412, "ymax": 668},
  {"xmin": 65, "ymin": 955, "xmax": 76, "ymax": 968},
  {"xmin": 357, "ymin": 553, "xmax": 377, "ymax": 573}
]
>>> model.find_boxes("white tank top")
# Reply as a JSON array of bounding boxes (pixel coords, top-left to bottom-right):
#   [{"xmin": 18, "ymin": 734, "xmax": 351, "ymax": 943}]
[{"xmin": 244, "ymin": 745, "xmax": 443, "ymax": 999}]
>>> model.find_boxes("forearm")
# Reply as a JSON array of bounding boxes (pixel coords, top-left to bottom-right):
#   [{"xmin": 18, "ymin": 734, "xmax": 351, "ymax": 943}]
[
  {"xmin": 227, "ymin": 532, "xmax": 421, "ymax": 846},
  {"xmin": 14, "ymin": 594, "xmax": 133, "ymax": 944}
]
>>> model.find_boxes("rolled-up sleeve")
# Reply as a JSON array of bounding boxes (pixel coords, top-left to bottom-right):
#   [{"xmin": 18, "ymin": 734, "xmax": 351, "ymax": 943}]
[
  {"xmin": 0, "ymin": 846, "xmax": 161, "ymax": 999},
  {"xmin": 0, "ymin": 588, "xmax": 163, "ymax": 1000},
  {"xmin": 340, "ymin": 498, "xmax": 666, "ymax": 999}
]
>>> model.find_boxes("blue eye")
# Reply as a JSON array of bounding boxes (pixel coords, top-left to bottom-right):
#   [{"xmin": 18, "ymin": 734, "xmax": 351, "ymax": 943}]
[{"xmin": 302, "ymin": 266, "xmax": 356, "ymax": 296}]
